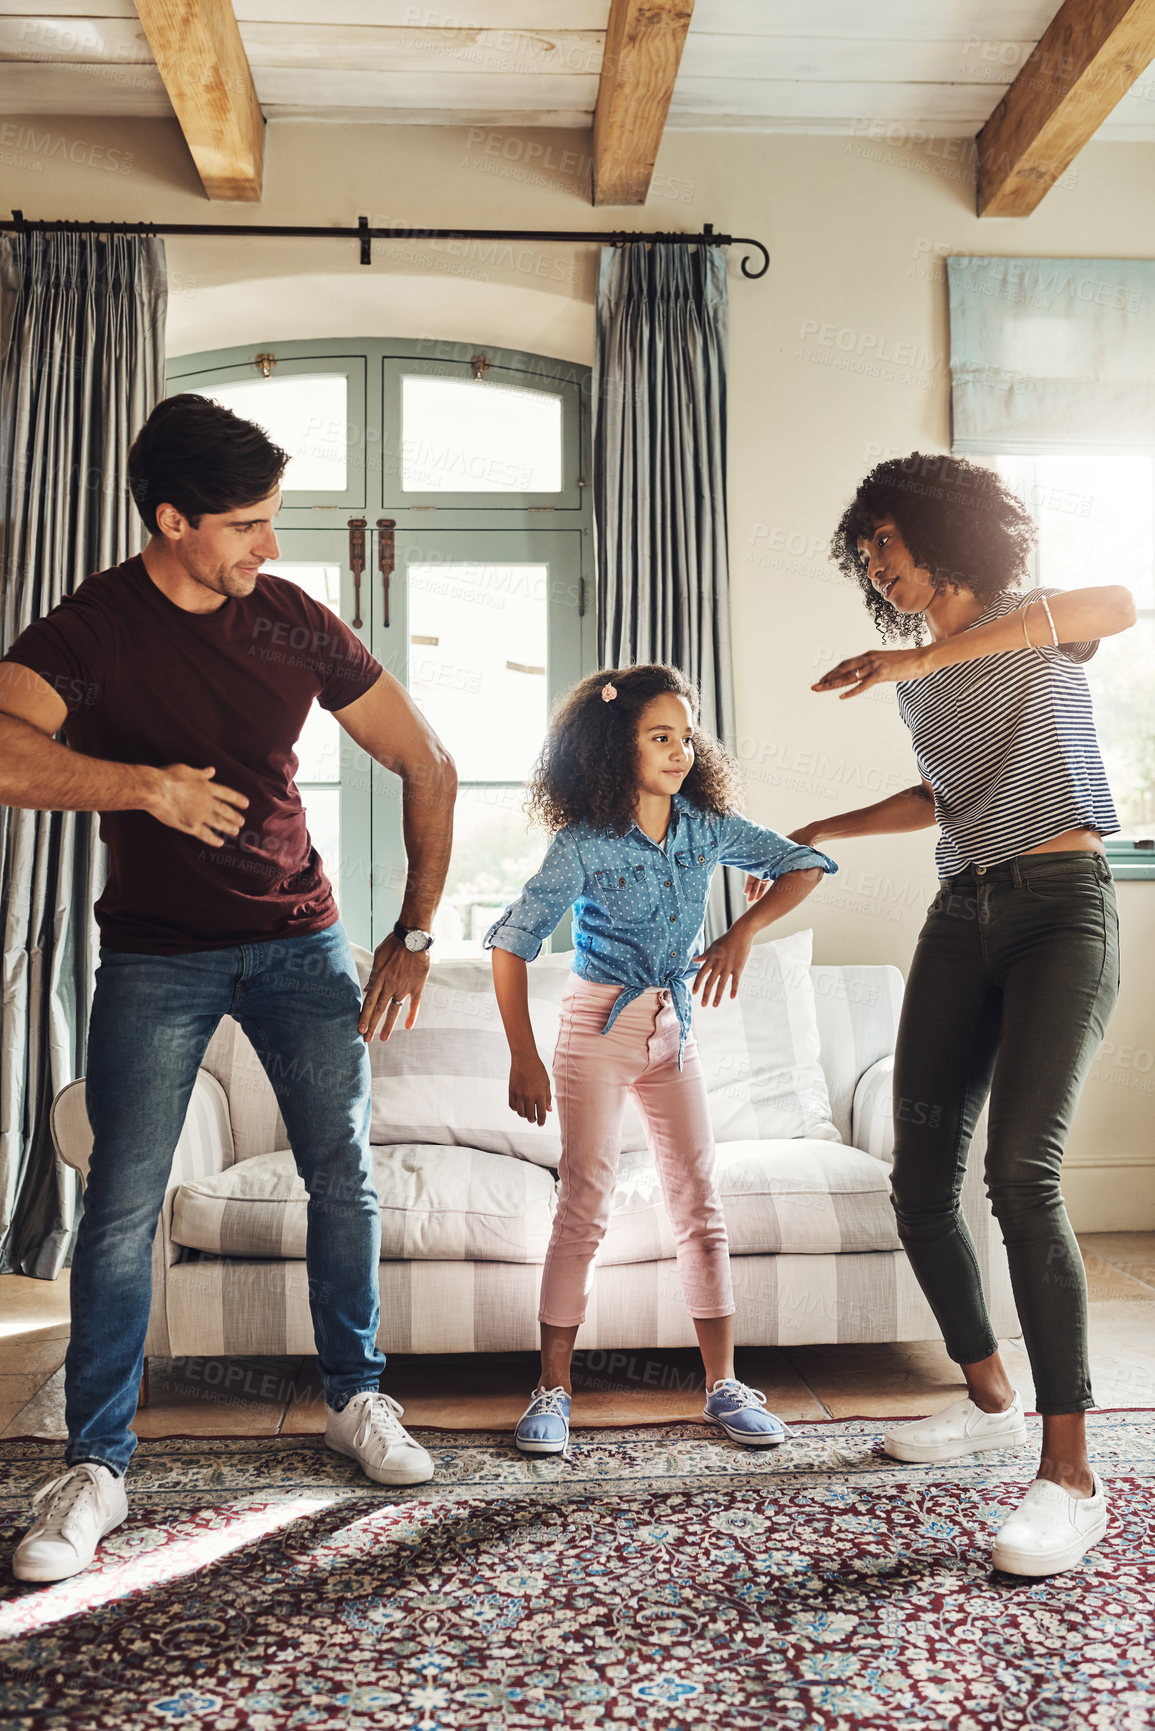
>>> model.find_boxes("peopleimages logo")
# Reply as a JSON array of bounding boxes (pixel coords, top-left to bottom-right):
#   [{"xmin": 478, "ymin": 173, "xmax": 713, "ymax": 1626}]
[{"xmin": 0, "ymin": 123, "xmax": 134, "ymax": 173}]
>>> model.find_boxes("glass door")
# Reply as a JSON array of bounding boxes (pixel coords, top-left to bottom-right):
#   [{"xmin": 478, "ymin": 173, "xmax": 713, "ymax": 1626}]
[
  {"xmin": 259, "ymin": 530, "xmax": 374, "ymax": 949},
  {"xmin": 369, "ymin": 530, "xmax": 583, "ymax": 953}
]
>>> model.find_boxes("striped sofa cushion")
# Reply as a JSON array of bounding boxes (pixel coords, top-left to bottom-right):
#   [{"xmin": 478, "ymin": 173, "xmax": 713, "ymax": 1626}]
[
  {"xmin": 361, "ymin": 931, "xmax": 836, "ymax": 1165},
  {"xmin": 171, "ymin": 1143, "xmax": 556, "ymax": 1262},
  {"xmin": 198, "ymin": 933, "xmax": 840, "ymax": 1172},
  {"xmin": 599, "ymin": 1138, "xmax": 900, "ymax": 1265},
  {"xmin": 690, "ymin": 930, "xmax": 838, "ymax": 1144},
  {"xmin": 169, "ymin": 1136, "xmax": 896, "ymax": 1266},
  {"xmin": 812, "ymin": 963, "xmax": 904, "ymax": 1143}
]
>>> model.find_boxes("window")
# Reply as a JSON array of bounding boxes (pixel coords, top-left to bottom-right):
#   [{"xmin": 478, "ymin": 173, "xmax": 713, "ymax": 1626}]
[
  {"xmin": 400, "ymin": 376, "xmax": 563, "ymax": 494},
  {"xmin": 995, "ymin": 454, "xmax": 1155, "ymax": 876}
]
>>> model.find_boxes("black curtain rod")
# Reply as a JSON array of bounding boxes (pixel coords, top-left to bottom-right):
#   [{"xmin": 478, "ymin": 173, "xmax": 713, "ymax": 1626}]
[{"xmin": 3, "ymin": 211, "xmax": 770, "ymax": 279}]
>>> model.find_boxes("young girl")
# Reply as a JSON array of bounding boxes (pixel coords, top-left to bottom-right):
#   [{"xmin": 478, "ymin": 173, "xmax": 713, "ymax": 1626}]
[{"xmin": 484, "ymin": 663, "xmax": 838, "ymax": 1455}]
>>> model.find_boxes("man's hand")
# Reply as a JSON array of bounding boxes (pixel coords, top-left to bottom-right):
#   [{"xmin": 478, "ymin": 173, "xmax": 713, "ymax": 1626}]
[
  {"xmin": 143, "ymin": 764, "xmax": 249, "ymax": 845},
  {"xmin": 692, "ymin": 917, "xmax": 755, "ymax": 1008},
  {"xmin": 508, "ymin": 1053, "xmax": 552, "ymax": 1125},
  {"xmin": 811, "ymin": 644, "xmax": 932, "ymax": 699},
  {"xmin": 360, "ymin": 933, "xmax": 432, "ymax": 1041}
]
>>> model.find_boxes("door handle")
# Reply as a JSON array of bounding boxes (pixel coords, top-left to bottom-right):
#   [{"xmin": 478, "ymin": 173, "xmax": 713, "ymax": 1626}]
[
  {"xmin": 347, "ymin": 517, "xmax": 367, "ymax": 628},
  {"xmin": 377, "ymin": 518, "xmax": 396, "ymax": 629}
]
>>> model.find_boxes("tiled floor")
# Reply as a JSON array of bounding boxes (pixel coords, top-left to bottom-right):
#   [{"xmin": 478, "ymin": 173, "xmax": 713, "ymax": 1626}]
[{"xmin": 2, "ymin": 1234, "xmax": 1152, "ymax": 1441}]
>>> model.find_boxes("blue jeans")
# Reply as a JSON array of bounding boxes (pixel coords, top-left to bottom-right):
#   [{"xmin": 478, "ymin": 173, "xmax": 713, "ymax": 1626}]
[{"xmin": 64, "ymin": 923, "xmax": 386, "ymax": 1475}]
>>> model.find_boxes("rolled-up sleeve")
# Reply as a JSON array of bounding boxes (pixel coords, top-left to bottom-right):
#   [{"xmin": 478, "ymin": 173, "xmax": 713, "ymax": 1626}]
[
  {"xmin": 716, "ymin": 814, "xmax": 838, "ymax": 880},
  {"xmin": 483, "ymin": 829, "xmax": 585, "ymax": 961}
]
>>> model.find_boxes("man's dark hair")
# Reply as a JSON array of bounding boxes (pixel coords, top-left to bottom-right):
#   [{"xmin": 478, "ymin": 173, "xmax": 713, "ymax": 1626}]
[
  {"xmin": 128, "ymin": 393, "xmax": 290, "ymax": 535},
  {"xmin": 829, "ymin": 451, "xmax": 1037, "ymax": 642}
]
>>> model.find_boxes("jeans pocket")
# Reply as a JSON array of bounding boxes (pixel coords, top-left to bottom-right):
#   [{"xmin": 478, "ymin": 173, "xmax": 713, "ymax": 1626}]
[{"xmin": 1022, "ymin": 869, "xmax": 1104, "ymax": 903}]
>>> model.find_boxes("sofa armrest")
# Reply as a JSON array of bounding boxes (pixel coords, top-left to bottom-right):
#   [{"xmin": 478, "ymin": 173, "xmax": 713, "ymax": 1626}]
[
  {"xmin": 51, "ymin": 1070, "xmax": 234, "ymax": 1267},
  {"xmin": 851, "ymin": 1055, "xmax": 894, "ymax": 1162}
]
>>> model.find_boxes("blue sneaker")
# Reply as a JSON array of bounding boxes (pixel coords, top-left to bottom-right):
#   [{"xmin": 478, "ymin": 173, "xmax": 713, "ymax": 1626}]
[
  {"xmin": 514, "ymin": 1386, "xmax": 571, "ymax": 1456},
  {"xmin": 703, "ymin": 1379, "xmax": 787, "ymax": 1448}
]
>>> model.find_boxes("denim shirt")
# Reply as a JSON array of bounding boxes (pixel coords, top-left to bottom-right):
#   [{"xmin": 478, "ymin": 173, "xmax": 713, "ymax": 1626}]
[{"xmin": 484, "ymin": 794, "xmax": 838, "ymax": 1065}]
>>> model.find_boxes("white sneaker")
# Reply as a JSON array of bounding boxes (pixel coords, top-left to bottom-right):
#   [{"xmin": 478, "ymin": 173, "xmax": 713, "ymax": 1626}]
[
  {"xmin": 883, "ymin": 1392, "xmax": 1028, "ymax": 1463},
  {"xmin": 13, "ymin": 1463, "xmax": 128, "ymax": 1583},
  {"xmin": 992, "ymin": 1472, "xmax": 1108, "ymax": 1576},
  {"xmin": 325, "ymin": 1391, "xmax": 434, "ymax": 1486}
]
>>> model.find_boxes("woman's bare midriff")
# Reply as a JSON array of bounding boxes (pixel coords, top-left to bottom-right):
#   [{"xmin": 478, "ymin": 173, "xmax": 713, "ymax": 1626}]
[{"xmin": 1021, "ymin": 827, "xmax": 1105, "ymax": 857}]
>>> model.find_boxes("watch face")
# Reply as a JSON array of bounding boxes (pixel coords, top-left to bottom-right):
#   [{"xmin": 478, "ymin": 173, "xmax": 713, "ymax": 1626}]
[{"xmin": 404, "ymin": 929, "xmax": 431, "ymax": 952}]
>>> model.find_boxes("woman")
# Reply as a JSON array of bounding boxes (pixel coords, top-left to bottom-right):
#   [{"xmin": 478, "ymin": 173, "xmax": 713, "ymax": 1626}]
[{"xmin": 762, "ymin": 451, "xmax": 1135, "ymax": 1577}]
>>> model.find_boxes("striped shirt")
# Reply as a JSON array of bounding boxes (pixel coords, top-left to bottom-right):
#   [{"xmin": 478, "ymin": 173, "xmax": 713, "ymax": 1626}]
[{"xmin": 896, "ymin": 587, "xmax": 1119, "ymax": 874}]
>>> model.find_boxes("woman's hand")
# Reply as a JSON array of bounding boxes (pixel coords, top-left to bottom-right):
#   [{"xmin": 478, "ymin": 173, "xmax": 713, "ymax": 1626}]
[
  {"xmin": 812, "ymin": 644, "xmax": 933, "ymax": 698},
  {"xmin": 746, "ymin": 825, "xmax": 822, "ymax": 904},
  {"xmin": 509, "ymin": 1053, "xmax": 553, "ymax": 1125},
  {"xmin": 692, "ymin": 918, "xmax": 755, "ymax": 1008}
]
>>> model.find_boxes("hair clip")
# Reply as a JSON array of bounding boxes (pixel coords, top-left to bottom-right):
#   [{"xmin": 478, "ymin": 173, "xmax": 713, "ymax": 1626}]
[{"xmin": 601, "ymin": 682, "xmax": 618, "ymax": 702}]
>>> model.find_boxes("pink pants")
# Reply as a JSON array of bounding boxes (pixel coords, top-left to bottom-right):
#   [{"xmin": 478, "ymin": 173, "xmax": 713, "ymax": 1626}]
[{"xmin": 538, "ymin": 976, "xmax": 735, "ymax": 1328}]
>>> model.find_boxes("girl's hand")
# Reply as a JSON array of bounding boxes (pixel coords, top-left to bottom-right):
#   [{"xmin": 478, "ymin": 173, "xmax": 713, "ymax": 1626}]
[
  {"xmin": 692, "ymin": 921, "xmax": 755, "ymax": 1008},
  {"xmin": 812, "ymin": 644, "xmax": 933, "ymax": 698},
  {"xmin": 509, "ymin": 1054, "xmax": 553, "ymax": 1125}
]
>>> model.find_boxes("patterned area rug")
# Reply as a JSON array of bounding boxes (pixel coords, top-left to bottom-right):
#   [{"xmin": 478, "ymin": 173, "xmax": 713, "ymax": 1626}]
[{"xmin": 1, "ymin": 1414, "xmax": 1153, "ymax": 1731}]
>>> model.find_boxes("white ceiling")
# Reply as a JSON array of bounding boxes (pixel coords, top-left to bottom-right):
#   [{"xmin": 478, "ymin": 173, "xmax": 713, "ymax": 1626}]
[{"xmin": 2, "ymin": 0, "xmax": 1154, "ymax": 139}]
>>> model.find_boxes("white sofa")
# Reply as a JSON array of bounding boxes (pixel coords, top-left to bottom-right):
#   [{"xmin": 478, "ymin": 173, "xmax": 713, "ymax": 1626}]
[{"xmin": 50, "ymin": 932, "xmax": 1018, "ymax": 1365}]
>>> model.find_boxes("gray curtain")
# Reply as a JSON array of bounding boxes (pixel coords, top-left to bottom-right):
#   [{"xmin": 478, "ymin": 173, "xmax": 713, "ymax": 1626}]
[
  {"xmin": 0, "ymin": 231, "xmax": 166, "ymax": 1277},
  {"xmin": 593, "ymin": 241, "xmax": 738, "ymax": 938}
]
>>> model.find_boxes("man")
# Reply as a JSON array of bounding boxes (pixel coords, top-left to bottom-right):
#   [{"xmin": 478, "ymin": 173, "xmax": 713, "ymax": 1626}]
[{"xmin": 0, "ymin": 394, "xmax": 456, "ymax": 1583}]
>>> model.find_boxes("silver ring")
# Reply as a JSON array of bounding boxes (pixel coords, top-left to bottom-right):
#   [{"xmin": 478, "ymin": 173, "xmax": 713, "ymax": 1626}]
[{"xmin": 390, "ymin": 995, "xmax": 405, "ymax": 1005}]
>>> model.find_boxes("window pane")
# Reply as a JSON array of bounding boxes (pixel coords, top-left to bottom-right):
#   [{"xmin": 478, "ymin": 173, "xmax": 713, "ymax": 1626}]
[
  {"xmin": 432, "ymin": 787, "xmax": 549, "ymax": 957},
  {"xmin": 995, "ymin": 454, "xmax": 1155, "ymax": 837},
  {"xmin": 197, "ymin": 375, "xmax": 348, "ymax": 492},
  {"xmin": 996, "ymin": 454, "xmax": 1155, "ymax": 610},
  {"xmin": 301, "ymin": 786, "xmax": 340, "ymax": 901},
  {"xmin": 408, "ymin": 563, "xmax": 549, "ymax": 781},
  {"xmin": 401, "ymin": 376, "xmax": 562, "ymax": 493},
  {"xmin": 1083, "ymin": 618, "xmax": 1155, "ymax": 838},
  {"xmin": 262, "ymin": 563, "xmax": 343, "ymax": 781}
]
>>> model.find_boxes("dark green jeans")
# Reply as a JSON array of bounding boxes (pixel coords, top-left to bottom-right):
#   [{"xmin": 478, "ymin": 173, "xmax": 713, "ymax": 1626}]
[{"xmin": 891, "ymin": 850, "xmax": 1119, "ymax": 1414}]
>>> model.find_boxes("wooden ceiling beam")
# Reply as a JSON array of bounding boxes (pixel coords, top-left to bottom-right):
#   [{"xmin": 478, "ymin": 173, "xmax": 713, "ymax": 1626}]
[
  {"xmin": 592, "ymin": 0, "xmax": 695, "ymax": 207},
  {"xmin": 132, "ymin": 0, "xmax": 264, "ymax": 201},
  {"xmin": 977, "ymin": 0, "xmax": 1155, "ymax": 217}
]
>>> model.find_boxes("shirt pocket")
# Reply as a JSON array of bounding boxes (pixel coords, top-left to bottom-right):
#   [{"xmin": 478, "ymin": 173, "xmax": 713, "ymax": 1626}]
[
  {"xmin": 592, "ymin": 863, "xmax": 660, "ymax": 922},
  {"xmin": 672, "ymin": 844, "xmax": 714, "ymax": 892}
]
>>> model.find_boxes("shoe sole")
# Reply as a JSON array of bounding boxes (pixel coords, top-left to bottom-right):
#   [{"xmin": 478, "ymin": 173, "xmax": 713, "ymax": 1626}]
[
  {"xmin": 704, "ymin": 1413, "xmax": 786, "ymax": 1449},
  {"xmin": 992, "ymin": 1511, "xmax": 1108, "ymax": 1577},
  {"xmin": 324, "ymin": 1434, "xmax": 434, "ymax": 1486},
  {"xmin": 12, "ymin": 1508, "xmax": 127, "ymax": 1583},
  {"xmin": 883, "ymin": 1424, "xmax": 1028, "ymax": 1464},
  {"xmin": 514, "ymin": 1434, "xmax": 569, "ymax": 1456}
]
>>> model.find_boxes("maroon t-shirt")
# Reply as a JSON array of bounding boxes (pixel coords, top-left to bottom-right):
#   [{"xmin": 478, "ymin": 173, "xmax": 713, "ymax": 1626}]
[{"xmin": 2, "ymin": 554, "xmax": 383, "ymax": 953}]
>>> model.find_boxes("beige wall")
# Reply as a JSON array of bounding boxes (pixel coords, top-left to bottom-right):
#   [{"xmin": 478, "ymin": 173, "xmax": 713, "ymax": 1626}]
[{"xmin": 5, "ymin": 115, "xmax": 1153, "ymax": 1226}]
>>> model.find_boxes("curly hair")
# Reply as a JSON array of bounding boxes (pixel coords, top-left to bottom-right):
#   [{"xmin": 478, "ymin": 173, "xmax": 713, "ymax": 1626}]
[
  {"xmin": 829, "ymin": 452, "xmax": 1037, "ymax": 642},
  {"xmin": 526, "ymin": 663, "xmax": 744, "ymax": 835}
]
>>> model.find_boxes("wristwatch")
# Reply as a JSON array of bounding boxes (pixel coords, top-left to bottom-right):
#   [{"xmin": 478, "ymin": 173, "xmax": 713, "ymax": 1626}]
[{"xmin": 393, "ymin": 920, "xmax": 435, "ymax": 953}]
